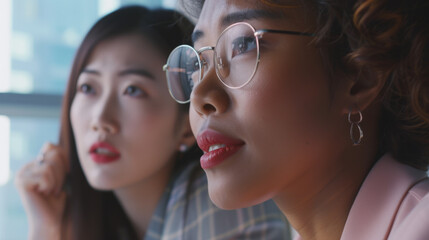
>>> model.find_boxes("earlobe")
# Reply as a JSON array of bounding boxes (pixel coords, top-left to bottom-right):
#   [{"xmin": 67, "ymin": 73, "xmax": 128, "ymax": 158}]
[
  {"xmin": 177, "ymin": 115, "xmax": 197, "ymax": 152},
  {"xmin": 341, "ymin": 73, "xmax": 386, "ymax": 114},
  {"xmin": 178, "ymin": 130, "xmax": 196, "ymax": 152}
]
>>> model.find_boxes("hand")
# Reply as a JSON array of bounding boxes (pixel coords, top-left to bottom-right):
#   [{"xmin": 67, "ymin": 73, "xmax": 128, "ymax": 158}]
[{"xmin": 15, "ymin": 143, "xmax": 69, "ymax": 240}]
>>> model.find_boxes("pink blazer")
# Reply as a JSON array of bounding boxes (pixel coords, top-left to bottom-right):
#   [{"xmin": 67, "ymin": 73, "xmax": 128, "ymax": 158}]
[{"xmin": 295, "ymin": 154, "xmax": 429, "ymax": 240}]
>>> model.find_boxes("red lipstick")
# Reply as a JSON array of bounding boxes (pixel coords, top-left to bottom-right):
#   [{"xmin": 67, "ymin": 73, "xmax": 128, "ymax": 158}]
[
  {"xmin": 89, "ymin": 142, "xmax": 121, "ymax": 164},
  {"xmin": 197, "ymin": 129, "xmax": 244, "ymax": 169}
]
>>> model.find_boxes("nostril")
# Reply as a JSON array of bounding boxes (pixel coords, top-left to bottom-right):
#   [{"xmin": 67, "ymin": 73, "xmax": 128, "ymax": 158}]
[{"xmin": 203, "ymin": 104, "xmax": 216, "ymax": 113}]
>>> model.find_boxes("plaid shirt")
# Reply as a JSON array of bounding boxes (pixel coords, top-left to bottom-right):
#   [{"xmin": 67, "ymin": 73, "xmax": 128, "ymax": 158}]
[{"xmin": 144, "ymin": 161, "xmax": 291, "ymax": 240}]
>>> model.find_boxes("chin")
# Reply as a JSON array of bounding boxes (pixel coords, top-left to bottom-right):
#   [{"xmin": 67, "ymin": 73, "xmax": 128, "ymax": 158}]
[
  {"xmin": 207, "ymin": 181, "xmax": 272, "ymax": 210},
  {"xmin": 208, "ymin": 190, "xmax": 242, "ymax": 210},
  {"xmin": 86, "ymin": 177, "xmax": 120, "ymax": 191}
]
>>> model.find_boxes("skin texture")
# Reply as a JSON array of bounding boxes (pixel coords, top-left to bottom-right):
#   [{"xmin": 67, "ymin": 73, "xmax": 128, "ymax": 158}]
[
  {"xmin": 189, "ymin": 0, "xmax": 385, "ymax": 239},
  {"xmin": 16, "ymin": 33, "xmax": 195, "ymax": 240},
  {"xmin": 70, "ymin": 33, "xmax": 195, "ymax": 238},
  {"xmin": 71, "ymin": 33, "xmax": 184, "ymax": 191},
  {"xmin": 15, "ymin": 143, "xmax": 67, "ymax": 240}
]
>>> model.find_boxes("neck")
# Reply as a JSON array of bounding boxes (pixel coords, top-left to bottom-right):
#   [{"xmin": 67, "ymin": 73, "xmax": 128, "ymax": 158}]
[
  {"xmin": 114, "ymin": 164, "xmax": 173, "ymax": 239},
  {"xmin": 275, "ymin": 104, "xmax": 383, "ymax": 240},
  {"xmin": 275, "ymin": 147, "xmax": 378, "ymax": 240}
]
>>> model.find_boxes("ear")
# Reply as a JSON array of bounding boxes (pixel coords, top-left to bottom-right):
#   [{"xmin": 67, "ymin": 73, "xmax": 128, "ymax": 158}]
[
  {"xmin": 340, "ymin": 72, "xmax": 386, "ymax": 114},
  {"xmin": 176, "ymin": 114, "xmax": 196, "ymax": 151}
]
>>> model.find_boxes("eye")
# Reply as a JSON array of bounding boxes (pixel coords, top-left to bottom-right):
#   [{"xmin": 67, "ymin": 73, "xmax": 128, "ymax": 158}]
[
  {"xmin": 186, "ymin": 56, "xmax": 200, "ymax": 74},
  {"xmin": 231, "ymin": 36, "xmax": 257, "ymax": 58},
  {"xmin": 124, "ymin": 85, "xmax": 147, "ymax": 98},
  {"xmin": 186, "ymin": 56, "xmax": 201, "ymax": 85},
  {"xmin": 78, "ymin": 83, "xmax": 95, "ymax": 94}
]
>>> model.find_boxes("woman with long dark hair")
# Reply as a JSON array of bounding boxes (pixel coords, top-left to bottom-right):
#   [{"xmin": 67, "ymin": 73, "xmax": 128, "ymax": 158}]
[
  {"xmin": 164, "ymin": 0, "xmax": 429, "ymax": 239},
  {"xmin": 15, "ymin": 6, "xmax": 289, "ymax": 240}
]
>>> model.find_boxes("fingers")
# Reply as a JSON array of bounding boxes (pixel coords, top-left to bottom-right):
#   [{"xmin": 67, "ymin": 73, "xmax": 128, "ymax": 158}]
[
  {"xmin": 44, "ymin": 142, "xmax": 69, "ymax": 173},
  {"xmin": 15, "ymin": 163, "xmax": 40, "ymax": 191},
  {"xmin": 42, "ymin": 143, "xmax": 68, "ymax": 195},
  {"xmin": 15, "ymin": 142, "xmax": 68, "ymax": 196},
  {"xmin": 33, "ymin": 163, "xmax": 56, "ymax": 194}
]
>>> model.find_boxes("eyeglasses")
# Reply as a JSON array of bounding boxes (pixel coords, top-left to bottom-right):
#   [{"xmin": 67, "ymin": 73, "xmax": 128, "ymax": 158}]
[{"xmin": 163, "ymin": 22, "xmax": 314, "ymax": 103}]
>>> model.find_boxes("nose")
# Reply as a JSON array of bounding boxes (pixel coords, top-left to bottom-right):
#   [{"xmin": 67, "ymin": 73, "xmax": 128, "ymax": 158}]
[
  {"xmin": 91, "ymin": 94, "xmax": 119, "ymax": 135},
  {"xmin": 191, "ymin": 61, "xmax": 230, "ymax": 118}
]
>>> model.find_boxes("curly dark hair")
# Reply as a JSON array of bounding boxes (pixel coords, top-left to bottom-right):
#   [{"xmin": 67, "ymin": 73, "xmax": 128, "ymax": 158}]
[{"xmin": 180, "ymin": 0, "xmax": 429, "ymax": 170}]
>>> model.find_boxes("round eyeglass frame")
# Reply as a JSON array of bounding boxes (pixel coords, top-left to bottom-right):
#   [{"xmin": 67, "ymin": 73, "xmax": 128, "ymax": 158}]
[
  {"xmin": 214, "ymin": 22, "xmax": 261, "ymax": 90},
  {"xmin": 164, "ymin": 44, "xmax": 202, "ymax": 104},
  {"xmin": 164, "ymin": 22, "xmax": 261, "ymax": 103},
  {"xmin": 163, "ymin": 21, "xmax": 314, "ymax": 104}
]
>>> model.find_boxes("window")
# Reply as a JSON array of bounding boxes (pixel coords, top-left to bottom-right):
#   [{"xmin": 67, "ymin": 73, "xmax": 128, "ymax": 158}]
[{"xmin": 0, "ymin": 1, "xmax": 176, "ymax": 239}]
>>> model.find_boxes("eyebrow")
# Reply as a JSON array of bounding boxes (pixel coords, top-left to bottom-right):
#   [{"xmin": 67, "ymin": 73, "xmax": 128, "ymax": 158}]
[
  {"xmin": 81, "ymin": 68, "xmax": 155, "ymax": 80},
  {"xmin": 81, "ymin": 68, "xmax": 100, "ymax": 75},
  {"xmin": 192, "ymin": 9, "xmax": 284, "ymax": 44},
  {"xmin": 118, "ymin": 69, "xmax": 155, "ymax": 80}
]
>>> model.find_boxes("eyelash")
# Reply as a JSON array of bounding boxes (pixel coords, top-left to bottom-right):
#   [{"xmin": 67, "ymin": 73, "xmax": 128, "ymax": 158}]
[
  {"xmin": 77, "ymin": 83, "xmax": 148, "ymax": 99},
  {"xmin": 231, "ymin": 36, "xmax": 257, "ymax": 58},
  {"xmin": 123, "ymin": 85, "xmax": 147, "ymax": 98},
  {"xmin": 78, "ymin": 83, "xmax": 95, "ymax": 95}
]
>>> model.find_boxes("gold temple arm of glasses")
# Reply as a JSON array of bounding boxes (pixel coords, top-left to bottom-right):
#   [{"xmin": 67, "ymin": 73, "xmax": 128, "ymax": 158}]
[
  {"xmin": 163, "ymin": 64, "xmax": 186, "ymax": 73},
  {"xmin": 196, "ymin": 46, "xmax": 215, "ymax": 54},
  {"xmin": 255, "ymin": 29, "xmax": 315, "ymax": 38}
]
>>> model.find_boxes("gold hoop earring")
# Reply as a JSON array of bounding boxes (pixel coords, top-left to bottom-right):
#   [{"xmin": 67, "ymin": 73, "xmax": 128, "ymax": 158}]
[{"xmin": 348, "ymin": 111, "xmax": 363, "ymax": 146}]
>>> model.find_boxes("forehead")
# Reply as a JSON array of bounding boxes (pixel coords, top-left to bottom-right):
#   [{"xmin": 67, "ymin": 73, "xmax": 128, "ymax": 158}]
[
  {"xmin": 87, "ymin": 33, "xmax": 164, "ymax": 67},
  {"xmin": 193, "ymin": 0, "xmax": 314, "ymax": 45},
  {"xmin": 94, "ymin": 33, "xmax": 155, "ymax": 56},
  {"xmin": 195, "ymin": 0, "xmax": 278, "ymax": 30}
]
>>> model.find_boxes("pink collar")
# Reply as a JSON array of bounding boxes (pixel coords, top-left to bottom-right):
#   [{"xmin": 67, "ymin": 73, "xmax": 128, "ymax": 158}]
[
  {"xmin": 340, "ymin": 154, "xmax": 427, "ymax": 240},
  {"xmin": 294, "ymin": 154, "xmax": 428, "ymax": 240}
]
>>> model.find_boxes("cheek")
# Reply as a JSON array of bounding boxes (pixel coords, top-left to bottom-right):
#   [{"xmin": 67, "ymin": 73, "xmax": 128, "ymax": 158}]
[
  {"xmin": 70, "ymin": 97, "xmax": 93, "ymax": 145},
  {"xmin": 242, "ymin": 51, "xmax": 335, "ymax": 155},
  {"xmin": 70, "ymin": 97, "xmax": 89, "ymax": 145},
  {"xmin": 189, "ymin": 106, "xmax": 202, "ymax": 137},
  {"xmin": 70, "ymin": 98, "xmax": 97, "ymax": 183},
  {"xmin": 271, "ymin": 47, "xmax": 331, "ymax": 126},
  {"xmin": 70, "ymin": 99, "xmax": 79, "ymax": 131},
  {"xmin": 121, "ymin": 103, "xmax": 180, "ymax": 152},
  {"xmin": 123, "ymin": 103, "xmax": 169, "ymax": 133},
  {"xmin": 122, "ymin": 113, "xmax": 179, "ymax": 174}
]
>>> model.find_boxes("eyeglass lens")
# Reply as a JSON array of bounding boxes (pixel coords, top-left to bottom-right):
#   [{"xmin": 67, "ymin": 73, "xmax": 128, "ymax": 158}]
[
  {"xmin": 165, "ymin": 45, "xmax": 200, "ymax": 103},
  {"xmin": 166, "ymin": 23, "xmax": 259, "ymax": 102}
]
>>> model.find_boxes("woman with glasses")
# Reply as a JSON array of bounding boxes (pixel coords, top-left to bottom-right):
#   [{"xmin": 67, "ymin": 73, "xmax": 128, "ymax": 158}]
[
  {"xmin": 15, "ymin": 6, "xmax": 289, "ymax": 240},
  {"xmin": 164, "ymin": 0, "xmax": 429, "ymax": 239}
]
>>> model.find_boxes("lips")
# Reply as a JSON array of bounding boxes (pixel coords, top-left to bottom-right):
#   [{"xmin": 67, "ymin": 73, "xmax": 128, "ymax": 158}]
[
  {"xmin": 89, "ymin": 142, "xmax": 121, "ymax": 164},
  {"xmin": 197, "ymin": 129, "xmax": 245, "ymax": 169}
]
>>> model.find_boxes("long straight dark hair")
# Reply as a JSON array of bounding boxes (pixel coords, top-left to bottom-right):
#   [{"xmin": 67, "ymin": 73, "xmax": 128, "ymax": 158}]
[{"xmin": 58, "ymin": 6, "xmax": 197, "ymax": 240}]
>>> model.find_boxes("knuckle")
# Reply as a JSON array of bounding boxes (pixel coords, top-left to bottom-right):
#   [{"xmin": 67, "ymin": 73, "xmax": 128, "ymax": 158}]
[
  {"xmin": 40, "ymin": 173, "xmax": 51, "ymax": 184},
  {"xmin": 42, "ymin": 142, "xmax": 54, "ymax": 152}
]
